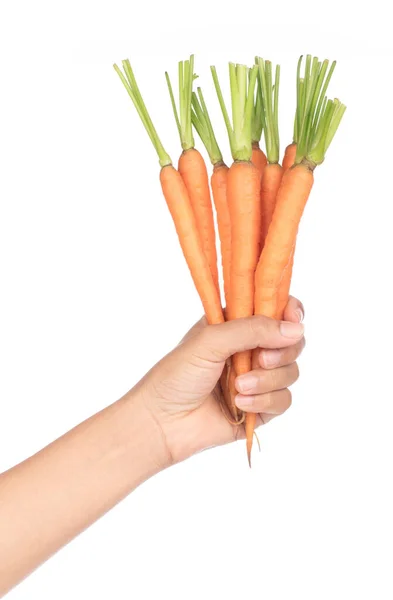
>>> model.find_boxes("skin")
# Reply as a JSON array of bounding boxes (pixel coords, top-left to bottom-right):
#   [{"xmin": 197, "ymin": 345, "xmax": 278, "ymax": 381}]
[{"xmin": 0, "ymin": 297, "xmax": 304, "ymax": 596}]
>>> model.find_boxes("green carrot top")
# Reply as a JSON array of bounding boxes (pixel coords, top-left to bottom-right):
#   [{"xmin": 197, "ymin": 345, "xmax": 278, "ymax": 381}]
[
  {"xmin": 113, "ymin": 59, "xmax": 171, "ymax": 168},
  {"xmin": 256, "ymin": 57, "xmax": 280, "ymax": 163},
  {"xmin": 165, "ymin": 55, "xmax": 196, "ymax": 151},
  {"xmin": 211, "ymin": 63, "xmax": 258, "ymax": 162},
  {"xmin": 251, "ymin": 68, "xmax": 264, "ymax": 146},
  {"xmin": 191, "ymin": 87, "xmax": 223, "ymax": 165},
  {"xmin": 294, "ymin": 55, "xmax": 345, "ymax": 166}
]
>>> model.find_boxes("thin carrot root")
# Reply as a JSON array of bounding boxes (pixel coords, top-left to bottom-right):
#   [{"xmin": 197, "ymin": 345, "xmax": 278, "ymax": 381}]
[
  {"xmin": 253, "ymin": 431, "xmax": 261, "ymax": 452},
  {"xmin": 246, "ymin": 413, "xmax": 257, "ymax": 467}
]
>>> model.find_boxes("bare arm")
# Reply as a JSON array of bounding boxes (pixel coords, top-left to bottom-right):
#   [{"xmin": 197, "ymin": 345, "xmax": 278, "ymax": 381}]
[{"xmin": 0, "ymin": 391, "xmax": 169, "ymax": 596}]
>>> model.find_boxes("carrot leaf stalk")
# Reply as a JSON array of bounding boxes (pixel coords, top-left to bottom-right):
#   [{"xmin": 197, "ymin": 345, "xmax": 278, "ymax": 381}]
[
  {"xmin": 256, "ymin": 57, "xmax": 280, "ymax": 164},
  {"xmin": 165, "ymin": 55, "xmax": 196, "ymax": 151},
  {"xmin": 113, "ymin": 61, "xmax": 171, "ymax": 168},
  {"xmin": 211, "ymin": 63, "xmax": 258, "ymax": 162},
  {"xmin": 191, "ymin": 87, "xmax": 223, "ymax": 166},
  {"xmin": 251, "ymin": 64, "xmax": 264, "ymax": 146}
]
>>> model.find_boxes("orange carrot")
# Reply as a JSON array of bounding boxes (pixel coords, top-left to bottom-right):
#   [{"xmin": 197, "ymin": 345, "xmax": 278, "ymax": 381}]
[
  {"xmin": 191, "ymin": 88, "xmax": 231, "ymax": 308},
  {"xmin": 260, "ymin": 163, "xmax": 283, "ymax": 247},
  {"xmin": 160, "ymin": 165, "xmax": 224, "ymax": 324},
  {"xmin": 114, "ymin": 59, "xmax": 224, "ymax": 326},
  {"xmin": 211, "ymin": 63, "xmax": 260, "ymax": 385},
  {"xmin": 245, "ymin": 163, "xmax": 315, "ymax": 457},
  {"xmin": 256, "ymin": 58, "xmax": 282, "ymax": 253},
  {"xmin": 275, "ymin": 244, "xmax": 295, "ymax": 319},
  {"xmin": 252, "ymin": 143, "xmax": 267, "ymax": 175},
  {"xmin": 165, "ymin": 57, "xmax": 219, "ymax": 293},
  {"xmin": 227, "ymin": 160, "xmax": 261, "ymax": 376},
  {"xmin": 255, "ymin": 163, "xmax": 314, "ymax": 318},
  {"xmin": 191, "ymin": 87, "xmax": 237, "ymax": 419},
  {"xmin": 211, "ymin": 162, "xmax": 231, "ymax": 305},
  {"xmin": 282, "ymin": 142, "xmax": 297, "ymax": 172},
  {"xmin": 178, "ymin": 147, "xmax": 219, "ymax": 291}
]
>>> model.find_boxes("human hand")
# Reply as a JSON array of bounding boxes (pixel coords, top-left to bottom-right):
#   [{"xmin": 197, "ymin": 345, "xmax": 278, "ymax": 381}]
[{"xmin": 136, "ymin": 297, "xmax": 305, "ymax": 465}]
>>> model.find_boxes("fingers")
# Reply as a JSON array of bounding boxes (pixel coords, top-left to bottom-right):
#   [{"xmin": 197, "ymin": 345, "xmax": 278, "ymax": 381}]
[
  {"xmin": 235, "ymin": 362, "xmax": 299, "ymax": 400},
  {"xmin": 194, "ymin": 315, "xmax": 304, "ymax": 363},
  {"xmin": 258, "ymin": 337, "xmax": 305, "ymax": 370},
  {"xmin": 283, "ymin": 296, "xmax": 304, "ymax": 323},
  {"xmin": 235, "ymin": 388, "xmax": 292, "ymax": 415}
]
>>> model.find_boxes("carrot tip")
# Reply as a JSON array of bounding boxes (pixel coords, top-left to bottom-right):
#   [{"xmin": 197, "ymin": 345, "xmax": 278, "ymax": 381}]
[{"xmin": 246, "ymin": 438, "xmax": 253, "ymax": 468}]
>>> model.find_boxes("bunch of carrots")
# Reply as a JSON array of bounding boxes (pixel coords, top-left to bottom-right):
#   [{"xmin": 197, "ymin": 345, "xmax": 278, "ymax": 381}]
[{"xmin": 114, "ymin": 54, "xmax": 346, "ymax": 466}]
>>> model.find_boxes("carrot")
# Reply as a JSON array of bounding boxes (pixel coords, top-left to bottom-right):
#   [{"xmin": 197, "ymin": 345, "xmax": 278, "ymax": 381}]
[
  {"xmin": 191, "ymin": 87, "xmax": 231, "ymax": 309},
  {"xmin": 211, "ymin": 163, "xmax": 231, "ymax": 304},
  {"xmin": 212, "ymin": 64, "xmax": 260, "ymax": 379},
  {"xmin": 249, "ymin": 58, "xmax": 346, "ymax": 463},
  {"xmin": 255, "ymin": 163, "xmax": 314, "ymax": 317},
  {"xmin": 282, "ymin": 143, "xmax": 297, "ymax": 172},
  {"xmin": 114, "ymin": 59, "xmax": 224, "ymax": 326},
  {"xmin": 191, "ymin": 87, "xmax": 242, "ymax": 422},
  {"xmin": 277, "ymin": 56, "xmax": 338, "ymax": 317},
  {"xmin": 256, "ymin": 58, "xmax": 283, "ymax": 249},
  {"xmin": 275, "ymin": 245, "xmax": 294, "ymax": 319},
  {"xmin": 165, "ymin": 57, "xmax": 219, "ymax": 294}
]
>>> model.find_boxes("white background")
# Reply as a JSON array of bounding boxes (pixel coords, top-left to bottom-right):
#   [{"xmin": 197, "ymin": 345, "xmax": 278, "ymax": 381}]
[{"xmin": 1, "ymin": 1, "xmax": 393, "ymax": 598}]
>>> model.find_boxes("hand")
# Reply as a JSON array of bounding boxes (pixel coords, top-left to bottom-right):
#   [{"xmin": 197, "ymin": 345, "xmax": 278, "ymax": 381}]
[{"xmin": 137, "ymin": 297, "xmax": 305, "ymax": 465}]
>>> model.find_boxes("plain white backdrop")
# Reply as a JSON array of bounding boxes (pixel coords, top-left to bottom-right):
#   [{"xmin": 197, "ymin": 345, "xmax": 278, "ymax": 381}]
[{"xmin": 1, "ymin": 1, "xmax": 393, "ymax": 598}]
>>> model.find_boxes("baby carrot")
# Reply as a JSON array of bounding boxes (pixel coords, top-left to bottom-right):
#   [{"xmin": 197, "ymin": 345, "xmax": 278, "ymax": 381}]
[
  {"xmin": 211, "ymin": 64, "xmax": 261, "ymax": 379},
  {"xmin": 165, "ymin": 57, "xmax": 219, "ymax": 294},
  {"xmin": 114, "ymin": 60, "xmax": 224, "ymax": 326}
]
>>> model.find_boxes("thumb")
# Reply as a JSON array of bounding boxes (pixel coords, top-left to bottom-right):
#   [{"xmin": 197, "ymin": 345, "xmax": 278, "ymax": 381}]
[{"xmin": 191, "ymin": 315, "xmax": 304, "ymax": 363}]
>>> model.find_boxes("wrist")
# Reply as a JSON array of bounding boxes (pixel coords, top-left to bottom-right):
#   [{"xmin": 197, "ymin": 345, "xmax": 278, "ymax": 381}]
[{"xmin": 120, "ymin": 387, "xmax": 173, "ymax": 479}]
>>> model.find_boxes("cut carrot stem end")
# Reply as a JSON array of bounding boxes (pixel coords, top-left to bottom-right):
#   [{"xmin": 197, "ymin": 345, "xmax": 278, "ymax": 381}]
[{"xmin": 294, "ymin": 55, "xmax": 344, "ymax": 165}]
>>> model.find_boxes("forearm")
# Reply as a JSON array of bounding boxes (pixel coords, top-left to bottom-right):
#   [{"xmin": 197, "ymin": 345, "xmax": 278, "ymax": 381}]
[{"xmin": 0, "ymin": 388, "xmax": 169, "ymax": 595}]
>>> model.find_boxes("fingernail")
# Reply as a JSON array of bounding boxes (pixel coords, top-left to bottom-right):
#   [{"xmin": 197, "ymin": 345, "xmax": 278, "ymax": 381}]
[
  {"xmin": 261, "ymin": 349, "xmax": 281, "ymax": 368},
  {"xmin": 236, "ymin": 374, "xmax": 259, "ymax": 393},
  {"xmin": 280, "ymin": 321, "xmax": 304, "ymax": 339},
  {"xmin": 235, "ymin": 394, "xmax": 254, "ymax": 408},
  {"xmin": 295, "ymin": 307, "xmax": 304, "ymax": 323}
]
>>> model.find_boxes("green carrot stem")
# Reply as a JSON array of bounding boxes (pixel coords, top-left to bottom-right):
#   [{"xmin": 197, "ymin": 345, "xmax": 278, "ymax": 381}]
[
  {"xmin": 211, "ymin": 63, "xmax": 258, "ymax": 162},
  {"xmin": 256, "ymin": 57, "xmax": 280, "ymax": 163},
  {"xmin": 191, "ymin": 88, "xmax": 223, "ymax": 165},
  {"xmin": 165, "ymin": 55, "xmax": 195, "ymax": 151},
  {"xmin": 251, "ymin": 62, "xmax": 264, "ymax": 144},
  {"xmin": 114, "ymin": 61, "xmax": 171, "ymax": 167}
]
